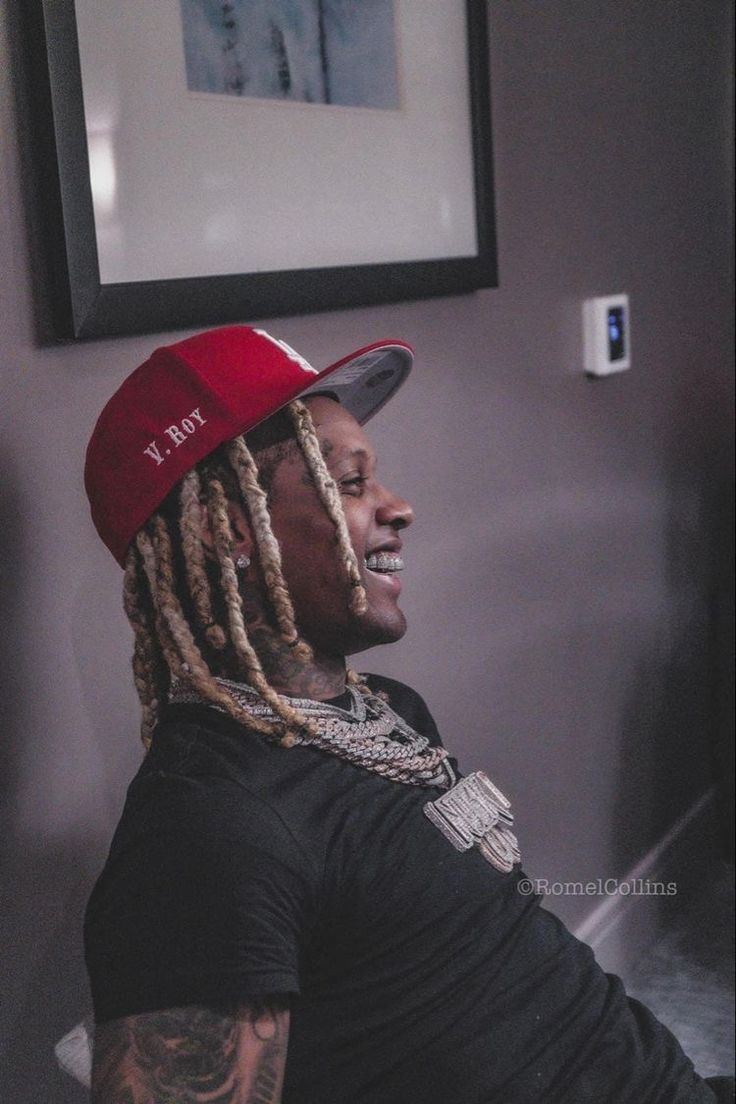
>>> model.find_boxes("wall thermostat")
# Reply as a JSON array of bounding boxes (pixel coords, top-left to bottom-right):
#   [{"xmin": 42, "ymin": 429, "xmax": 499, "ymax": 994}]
[{"xmin": 582, "ymin": 294, "xmax": 630, "ymax": 376}]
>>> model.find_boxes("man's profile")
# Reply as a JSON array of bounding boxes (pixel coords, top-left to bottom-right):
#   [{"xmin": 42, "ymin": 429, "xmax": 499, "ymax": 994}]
[{"xmin": 82, "ymin": 326, "xmax": 733, "ymax": 1103}]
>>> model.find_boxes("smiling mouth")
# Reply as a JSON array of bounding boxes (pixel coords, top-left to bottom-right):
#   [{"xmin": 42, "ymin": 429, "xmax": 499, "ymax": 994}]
[{"xmin": 365, "ymin": 552, "xmax": 404, "ymax": 574}]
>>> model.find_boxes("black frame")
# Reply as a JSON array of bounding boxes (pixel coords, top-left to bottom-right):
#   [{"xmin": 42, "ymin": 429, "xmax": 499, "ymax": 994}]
[{"xmin": 26, "ymin": 0, "xmax": 497, "ymax": 341}]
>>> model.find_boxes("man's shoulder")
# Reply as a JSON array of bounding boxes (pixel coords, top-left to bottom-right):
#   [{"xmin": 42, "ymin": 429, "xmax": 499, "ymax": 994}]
[
  {"xmin": 363, "ymin": 671, "xmax": 425, "ymax": 704},
  {"xmin": 121, "ymin": 706, "xmax": 313, "ymax": 857}
]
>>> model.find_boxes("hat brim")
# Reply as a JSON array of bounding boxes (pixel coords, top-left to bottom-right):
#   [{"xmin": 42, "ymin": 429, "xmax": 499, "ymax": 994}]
[{"xmin": 298, "ymin": 341, "xmax": 413, "ymax": 425}]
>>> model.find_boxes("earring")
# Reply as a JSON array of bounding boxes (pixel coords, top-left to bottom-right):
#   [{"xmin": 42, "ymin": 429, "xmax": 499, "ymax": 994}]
[{"xmin": 235, "ymin": 554, "xmax": 251, "ymax": 571}]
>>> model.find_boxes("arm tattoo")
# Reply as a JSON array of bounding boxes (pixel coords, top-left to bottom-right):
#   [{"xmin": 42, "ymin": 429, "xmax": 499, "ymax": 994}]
[
  {"xmin": 246, "ymin": 1002, "xmax": 284, "ymax": 1104},
  {"xmin": 92, "ymin": 1000, "xmax": 289, "ymax": 1103}
]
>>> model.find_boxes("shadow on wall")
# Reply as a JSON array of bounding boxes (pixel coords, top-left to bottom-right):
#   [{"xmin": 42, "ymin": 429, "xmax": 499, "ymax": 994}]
[
  {"xmin": 611, "ymin": 416, "xmax": 731, "ymax": 883},
  {"xmin": 0, "ymin": 452, "xmax": 23, "ymax": 851},
  {"xmin": 0, "ymin": 456, "xmax": 91, "ymax": 1102},
  {"xmin": 0, "ymin": 849, "xmax": 93, "ymax": 1104},
  {"xmin": 70, "ymin": 555, "xmax": 143, "ymax": 817},
  {"xmin": 710, "ymin": 473, "xmax": 734, "ymax": 860}
]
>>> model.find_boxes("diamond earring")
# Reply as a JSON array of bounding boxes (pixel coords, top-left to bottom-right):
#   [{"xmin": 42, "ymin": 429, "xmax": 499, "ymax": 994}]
[{"xmin": 235, "ymin": 554, "xmax": 251, "ymax": 571}]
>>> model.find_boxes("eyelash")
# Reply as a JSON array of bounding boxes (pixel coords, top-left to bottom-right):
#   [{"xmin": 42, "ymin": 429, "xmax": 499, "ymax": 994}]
[{"xmin": 340, "ymin": 475, "xmax": 368, "ymax": 493}]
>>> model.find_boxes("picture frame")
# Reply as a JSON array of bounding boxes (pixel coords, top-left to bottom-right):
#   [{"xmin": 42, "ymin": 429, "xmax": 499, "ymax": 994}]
[{"xmin": 26, "ymin": 0, "xmax": 497, "ymax": 341}]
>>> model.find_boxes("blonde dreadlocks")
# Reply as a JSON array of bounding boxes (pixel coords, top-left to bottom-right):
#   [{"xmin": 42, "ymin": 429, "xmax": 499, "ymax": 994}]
[{"xmin": 123, "ymin": 400, "xmax": 369, "ymax": 749}]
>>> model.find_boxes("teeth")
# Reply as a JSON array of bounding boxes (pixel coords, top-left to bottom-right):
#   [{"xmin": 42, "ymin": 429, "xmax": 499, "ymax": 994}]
[{"xmin": 365, "ymin": 552, "xmax": 404, "ymax": 573}]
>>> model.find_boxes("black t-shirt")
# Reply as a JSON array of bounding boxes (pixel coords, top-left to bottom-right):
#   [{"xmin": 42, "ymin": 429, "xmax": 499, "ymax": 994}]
[{"xmin": 85, "ymin": 676, "xmax": 716, "ymax": 1104}]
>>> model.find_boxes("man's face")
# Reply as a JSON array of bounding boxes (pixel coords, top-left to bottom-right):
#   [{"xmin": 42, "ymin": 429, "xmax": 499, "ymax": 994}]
[{"xmin": 262, "ymin": 396, "xmax": 414, "ymax": 656}]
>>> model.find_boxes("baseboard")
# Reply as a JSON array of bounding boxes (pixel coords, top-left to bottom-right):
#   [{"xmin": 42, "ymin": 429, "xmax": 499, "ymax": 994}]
[{"xmin": 573, "ymin": 787, "xmax": 717, "ymax": 977}]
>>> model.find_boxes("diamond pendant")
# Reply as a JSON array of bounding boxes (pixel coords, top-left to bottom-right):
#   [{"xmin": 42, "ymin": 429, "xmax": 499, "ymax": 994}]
[{"xmin": 423, "ymin": 771, "xmax": 521, "ymax": 873}]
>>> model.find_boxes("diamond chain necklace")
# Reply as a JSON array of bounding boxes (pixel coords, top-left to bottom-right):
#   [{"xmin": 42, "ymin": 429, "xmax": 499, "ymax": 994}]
[
  {"xmin": 168, "ymin": 677, "xmax": 521, "ymax": 872},
  {"xmin": 170, "ymin": 677, "xmax": 456, "ymax": 788}
]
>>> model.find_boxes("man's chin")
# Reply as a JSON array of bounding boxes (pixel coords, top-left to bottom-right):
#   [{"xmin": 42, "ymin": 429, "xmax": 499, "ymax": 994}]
[{"xmin": 344, "ymin": 609, "xmax": 408, "ymax": 655}]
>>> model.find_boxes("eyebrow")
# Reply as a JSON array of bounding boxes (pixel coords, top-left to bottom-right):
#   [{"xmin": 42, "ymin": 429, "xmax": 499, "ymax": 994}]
[
  {"xmin": 324, "ymin": 445, "xmax": 376, "ymax": 470},
  {"xmin": 337, "ymin": 446, "xmax": 375, "ymax": 464}
]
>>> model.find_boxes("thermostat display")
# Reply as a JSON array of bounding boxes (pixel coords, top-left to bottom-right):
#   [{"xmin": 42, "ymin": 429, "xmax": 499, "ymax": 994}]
[{"xmin": 583, "ymin": 294, "xmax": 631, "ymax": 376}]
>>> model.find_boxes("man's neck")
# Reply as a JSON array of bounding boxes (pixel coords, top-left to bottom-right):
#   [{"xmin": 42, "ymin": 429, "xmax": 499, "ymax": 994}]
[{"xmin": 242, "ymin": 604, "xmax": 346, "ymax": 701}]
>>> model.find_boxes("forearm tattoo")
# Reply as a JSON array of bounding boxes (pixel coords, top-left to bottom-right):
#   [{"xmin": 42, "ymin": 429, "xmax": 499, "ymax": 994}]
[{"xmin": 92, "ymin": 1000, "xmax": 288, "ymax": 1103}]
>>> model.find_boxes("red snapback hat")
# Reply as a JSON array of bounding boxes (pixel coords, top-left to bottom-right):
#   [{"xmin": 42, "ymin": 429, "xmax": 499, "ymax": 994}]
[{"xmin": 85, "ymin": 325, "xmax": 413, "ymax": 566}]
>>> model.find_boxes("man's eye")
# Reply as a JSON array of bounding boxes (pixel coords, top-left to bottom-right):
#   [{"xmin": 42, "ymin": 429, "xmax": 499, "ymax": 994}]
[{"xmin": 340, "ymin": 475, "xmax": 367, "ymax": 492}]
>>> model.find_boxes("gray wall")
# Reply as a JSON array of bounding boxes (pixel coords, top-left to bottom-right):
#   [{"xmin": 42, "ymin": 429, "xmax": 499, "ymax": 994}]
[{"xmin": 1, "ymin": 1, "xmax": 733, "ymax": 1100}]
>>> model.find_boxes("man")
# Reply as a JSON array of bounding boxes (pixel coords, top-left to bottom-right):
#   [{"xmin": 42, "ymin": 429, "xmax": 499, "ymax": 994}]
[{"xmin": 83, "ymin": 326, "xmax": 732, "ymax": 1103}]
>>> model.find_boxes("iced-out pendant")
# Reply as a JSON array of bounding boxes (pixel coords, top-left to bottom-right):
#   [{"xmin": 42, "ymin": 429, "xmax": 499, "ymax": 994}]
[{"xmin": 423, "ymin": 771, "xmax": 521, "ymax": 873}]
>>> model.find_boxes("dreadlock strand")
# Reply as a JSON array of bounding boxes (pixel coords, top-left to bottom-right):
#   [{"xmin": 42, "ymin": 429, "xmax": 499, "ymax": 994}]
[
  {"xmin": 150, "ymin": 514, "xmax": 222, "ymax": 687},
  {"xmin": 346, "ymin": 667, "xmax": 375, "ymax": 698},
  {"xmin": 226, "ymin": 436, "xmax": 312, "ymax": 663},
  {"xmin": 205, "ymin": 477, "xmax": 316, "ymax": 747},
  {"xmin": 139, "ymin": 522, "xmax": 281, "ymax": 739},
  {"xmin": 136, "ymin": 525, "xmax": 187, "ymax": 680},
  {"xmin": 123, "ymin": 545, "xmax": 167, "ymax": 747},
  {"xmin": 288, "ymin": 400, "xmax": 368, "ymax": 616},
  {"xmin": 204, "ymin": 476, "xmax": 260, "ymax": 680},
  {"xmin": 135, "ymin": 528, "xmax": 186, "ymax": 695},
  {"xmin": 179, "ymin": 469, "xmax": 227, "ymax": 650}
]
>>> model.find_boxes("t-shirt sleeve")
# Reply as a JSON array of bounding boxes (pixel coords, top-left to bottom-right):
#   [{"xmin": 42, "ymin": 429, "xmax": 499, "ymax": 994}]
[{"xmin": 85, "ymin": 772, "xmax": 316, "ymax": 1023}]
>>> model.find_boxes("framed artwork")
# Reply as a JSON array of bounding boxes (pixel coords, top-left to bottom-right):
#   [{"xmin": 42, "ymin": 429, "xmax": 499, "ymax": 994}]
[{"xmin": 26, "ymin": 0, "xmax": 497, "ymax": 340}]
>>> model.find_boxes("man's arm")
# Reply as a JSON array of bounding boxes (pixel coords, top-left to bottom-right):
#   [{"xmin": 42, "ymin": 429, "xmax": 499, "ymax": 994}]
[{"xmin": 91, "ymin": 999, "xmax": 289, "ymax": 1103}]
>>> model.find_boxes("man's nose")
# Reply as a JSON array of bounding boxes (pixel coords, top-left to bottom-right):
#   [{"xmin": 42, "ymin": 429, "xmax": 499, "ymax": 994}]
[{"xmin": 376, "ymin": 485, "xmax": 415, "ymax": 530}]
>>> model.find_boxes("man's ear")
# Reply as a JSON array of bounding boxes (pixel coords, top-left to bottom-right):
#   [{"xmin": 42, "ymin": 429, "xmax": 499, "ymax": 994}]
[{"xmin": 200, "ymin": 499, "xmax": 254, "ymax": 563}]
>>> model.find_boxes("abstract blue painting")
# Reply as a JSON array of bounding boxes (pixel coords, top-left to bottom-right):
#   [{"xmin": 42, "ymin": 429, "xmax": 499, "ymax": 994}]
[{"xmin": 179, "ymin": 0, "xmax": 400, "ymax": 109}]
